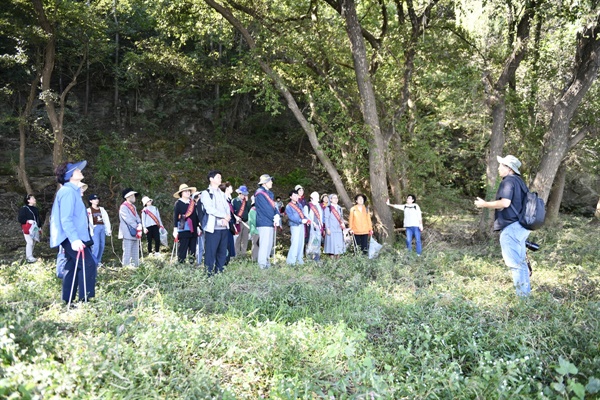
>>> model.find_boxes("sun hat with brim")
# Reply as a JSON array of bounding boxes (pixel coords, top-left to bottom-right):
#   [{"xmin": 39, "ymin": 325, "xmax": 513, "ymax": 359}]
[
  {"xmin": 122, "ymin": 188, "xmax": 137, "ymax": 199},
  {"xmin": 64, "ymin": 160, "xmax": 87, "ymax": 181},
  {"xmin": 142, "ymin": 196, "xmax": 152, "ymax": 206},
  {"xmin": 79, "ymin": 183, "xmax": 88, "ymax": 193},
  {"xmin": 258, "ymin": 174, "xmax": 273, "ymax": 185},
  {"xmin": 294, "ymin": 184, "xmax": 303, "ymax": 191},
  {"xmin": 173, "ymin": 183, "xmax": 196, "ymax": 198},
  {"xmin": 497, "ymin": 155, "xmax": 521, "ymax": 175},
  {"xmin": 236, "ymin": 185, "xmax": 249, "ymax": 195}
]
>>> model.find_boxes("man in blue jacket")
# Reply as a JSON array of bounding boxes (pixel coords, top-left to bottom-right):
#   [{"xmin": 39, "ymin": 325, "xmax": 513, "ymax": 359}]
[
  {"xmin": 254, "ymin": 174, "xmax": 280, "ymax": 269},
  {"xmin": 50, "ymin": 160, "xmax": 97, "ymax": 303}
]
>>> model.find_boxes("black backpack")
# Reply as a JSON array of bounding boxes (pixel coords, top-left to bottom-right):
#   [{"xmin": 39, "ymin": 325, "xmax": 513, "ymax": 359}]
[
  {"xmin": 196, "ymin": 190, "xmax": 213, "ymax": 231},
  {"xmin": 510, "ymin": 177, "xmax": 546, "ymax": 231}
]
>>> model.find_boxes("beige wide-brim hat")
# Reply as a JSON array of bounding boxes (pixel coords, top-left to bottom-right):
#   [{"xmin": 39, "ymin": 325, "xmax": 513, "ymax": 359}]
[
  {"xmin": 173, "ymin": 183, "xmax": 197, "ymax": 198},
  {"xmin": 142, "ymin": 196, "xmax": 152, "ymax": 206}
]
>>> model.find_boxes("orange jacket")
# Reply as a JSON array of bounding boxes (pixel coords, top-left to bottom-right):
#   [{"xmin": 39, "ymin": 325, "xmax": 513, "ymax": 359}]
[{"xmin": 349, "ymin": 205, "xmax": 372, "ymax": 235}]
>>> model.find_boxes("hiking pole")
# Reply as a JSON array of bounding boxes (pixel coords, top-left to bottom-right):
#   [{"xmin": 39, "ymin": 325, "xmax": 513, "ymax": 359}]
[
  {"xmin": 170, "ymin": 237, "xmax": 179, "ymax": 264},
  {"xmin": 352, "ymin": 233, "xmax": 359, "ymax": 254},
  {"xmin": 272, "ymin": 226, "xmax": 277, "ymax": 262},
  {"xmin": 139, "ymin": 239, "xmax": 144, "ymax": 263},
  {"xmin": 67, "ymin": 249, "xmax": 82, "ymax": 310},
  {"xmin": 82, "ymin": 248, "xmax": 88, "ymax": 302}
]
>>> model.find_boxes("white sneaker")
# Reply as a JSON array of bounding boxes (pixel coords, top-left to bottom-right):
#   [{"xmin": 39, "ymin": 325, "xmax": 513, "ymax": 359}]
[{"xmin": 27, "ymin": 257, "xmax": 37, "ymax": 263}]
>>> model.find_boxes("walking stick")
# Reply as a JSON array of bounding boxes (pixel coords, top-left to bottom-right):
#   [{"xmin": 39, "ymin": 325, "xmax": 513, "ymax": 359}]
[
  {"xmin": 82, "ymin": 248, "xmax": 88, "ymax": 302},
  {"xmin": 272, "ymin": 226, "xmax": 277, "ymax": 261},
  {"xmin": 170, "ymin": 237, "xmax": 179, "ymax": 264},
  {"xmin": 139, "ymin": 239, "xmax": 144, "ymax": 262},
  {"xmin": 352, "ymin": 233, "xmax": 359, "ymax": 254},
  {"xmin": 67, "ymin": 249, "xmax": 83, "ymax": 310}
]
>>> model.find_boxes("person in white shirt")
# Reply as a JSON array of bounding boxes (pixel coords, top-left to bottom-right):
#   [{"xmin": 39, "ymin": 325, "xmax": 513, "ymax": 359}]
[
  {"xmin": 387, "ymin": 194, "xmax": 424, "ymax": 255},
  {"xmin": 87, "ymin": 194, "xmax": 112, "ymax": 266},
  {"xmin": 141, "ymin": 196, "xmax": 164, "ymax": 256}
]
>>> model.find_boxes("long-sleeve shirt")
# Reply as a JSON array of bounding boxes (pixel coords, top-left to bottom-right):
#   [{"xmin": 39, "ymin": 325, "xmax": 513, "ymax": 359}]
[
  {"xmin": 50, "ymin": 182, "xmax": 92, "ymax": 248},
  {"xmin": 248, "ymin": 207, "xmax": 258, "ymax": 235},
  {"xmin": 141, "ymin": 205, "xmax": 163, "ymax": 229},
  {"xmin": 200, "ymin": 187, "xmax": 230, "ymax": 233},
  {"xmin": 18, "ymin": 205, "xmax": 41, "ymax": 227},
  {"xmin": 324, "ymin": 204, "xmax": 345, "ymax": 233},
  {"xmin": 173, "ymin": 199, "xmax": 200, "ymax": 232},
  {"xmin": 232, "ymin": 196, "xmax": 250, "ymax": 222},
  {"xmin": 285, "ymin": 202, "xmax": 305, "ymax": 227},
  {"xmin": 87, "ymin": 206, "xmax": 112, "ymax": 236},
  {"xmin": 349, "ymin": 205, "xmax": 372, "ymax": 235},
  {"xmin": 119, "ymin": 201, "xmax": 141, "ymax": 240},
  {"xmin": 254, "ymin": 187, "xmax": 279, "ymax": 228},
  {"xmin": 393, "ymin": 204, "xmax": 423, "ymax": 228}
]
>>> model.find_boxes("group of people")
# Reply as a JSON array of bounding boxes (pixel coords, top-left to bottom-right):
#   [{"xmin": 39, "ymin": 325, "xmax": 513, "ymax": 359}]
[
  {"xmin": 18, "ymin": 152, "xmax": 534, "ymax": 302},
  {"xmin": 24, "ymin": 160, "xmax": 430, "ymax": 304}
]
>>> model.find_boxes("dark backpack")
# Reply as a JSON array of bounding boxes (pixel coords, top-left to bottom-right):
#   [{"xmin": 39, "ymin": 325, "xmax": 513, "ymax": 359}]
[
  {"xmin": 510, "ymin": 177, "xmax": 546, "ymax": 231},
  {"xmin": 196, "ymin": 190, "xmax": 213, "ymax": 231}
]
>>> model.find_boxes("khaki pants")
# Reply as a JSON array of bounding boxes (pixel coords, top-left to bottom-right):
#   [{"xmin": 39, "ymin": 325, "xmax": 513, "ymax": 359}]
[{"xmin": 234, "ymin": 223, "xmax": 250, "ymax": 256}]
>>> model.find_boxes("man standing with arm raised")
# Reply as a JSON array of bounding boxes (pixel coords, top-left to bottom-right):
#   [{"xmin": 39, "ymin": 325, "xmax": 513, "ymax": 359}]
[{"xmin": 475, "ymin": 155, "xmax": 531, "ymax": 297}]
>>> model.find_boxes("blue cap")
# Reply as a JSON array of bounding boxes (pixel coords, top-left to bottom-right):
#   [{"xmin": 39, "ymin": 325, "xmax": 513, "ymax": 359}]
[
  {"xmin": 64, "ymin": 160, "xmax": 87, "ymax": 181},
  {"xmin": 236, "ymin": 185, "xmax": 249, "ymax": 195}
]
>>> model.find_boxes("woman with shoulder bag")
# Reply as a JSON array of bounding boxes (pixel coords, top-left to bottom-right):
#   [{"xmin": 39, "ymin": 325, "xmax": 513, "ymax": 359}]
[{"xmin": 18, "ymin": 194, "xmax": 42, "ymax": 263}]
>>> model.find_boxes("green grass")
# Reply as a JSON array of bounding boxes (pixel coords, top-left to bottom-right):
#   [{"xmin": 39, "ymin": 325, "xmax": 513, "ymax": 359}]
[{"xmin": 1, "ymin": 215, "xmax": 599, "ymax": 399}]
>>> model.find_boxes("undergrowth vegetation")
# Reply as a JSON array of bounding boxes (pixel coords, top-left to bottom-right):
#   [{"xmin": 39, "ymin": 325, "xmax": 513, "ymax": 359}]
[{"xmin": 1, "ymin": 216, "xmax": 599, "ymax": 399}]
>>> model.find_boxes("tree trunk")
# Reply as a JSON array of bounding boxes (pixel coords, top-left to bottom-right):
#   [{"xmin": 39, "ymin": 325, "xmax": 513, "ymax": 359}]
[
  {"xmin": 478, "ymin": 0, "xmax": 537, "ymax": 237},
  {"xmin": 16, "ymin": 72, "xmax": 40, "ymax": 194},
  {"xmin": 545, "ymin": 161, "xmax": 566, "ymax": 221},
  {"xmin": 478, "ymin": 97, "xmax": 506, "ymax": 235},
  {"xmin": 204, "ymin": 0, "xmax": 354, "ymax": 210},
  {"xmin": 113, "ymin": 0, "xmax": 120, "ymax": 126},
  {"xmin": 33, "ymin": 0, "xmax": 87, "ymax": 168},
  {"xmin": 533, "ymin": 14, "xmax": 600, "ymax": 202},
  {"xmin": 341, "ymin": 0, "xmax": 394, "ymax": 242}
]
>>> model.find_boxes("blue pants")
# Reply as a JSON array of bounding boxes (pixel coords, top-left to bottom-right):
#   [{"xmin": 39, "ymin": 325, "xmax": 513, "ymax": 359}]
[
  {"xmin": 61, "ymin": 239, "xmax": 97, "ymax": 303},
  {"xmin": 500, "ymin": 222, "xmax": 531, "ymax": 297},
  {"xmin": 204, "ymin": 229, "xmax": 228, "ymax": 275},
  {"xmin": 286, "ymin": 225, "xmax": 305, "ymax": 265},
  {"xmin": 92, "ymin": 224, "xmax": 106, "ymax": 264},
  {"xmin": 405, "ymin": 226, "xmax": 422, "ymax": 255}
]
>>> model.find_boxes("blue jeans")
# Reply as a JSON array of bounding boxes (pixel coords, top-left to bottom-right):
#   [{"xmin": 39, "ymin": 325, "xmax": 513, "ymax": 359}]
[
  {"xmin": 405, "ymin": 226, "xmax": 422, "ymax": 255},
  {"xmin": 499, "ymin": 221, "xmax": 531, "ymax": 297},
  {"xmin": 287, "ymin": 225, "xmax": 305, "ymax": 265},
  {"xmin": 92, "ymin": 224, "xmax": 106, "ymax": 264}
]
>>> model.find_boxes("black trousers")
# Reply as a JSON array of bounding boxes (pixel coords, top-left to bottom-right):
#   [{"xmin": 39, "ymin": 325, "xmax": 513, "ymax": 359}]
[
  {"xmin": 177, "ymin": 231, "xmax": 196, "ymax": 262},
  {"xmin": 354, "ymin": 234, "xmax": 369, "ymax": 255},
  {"xmin": 146, "ymin": 225, "xmax": 160, "ymax": 253}
]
